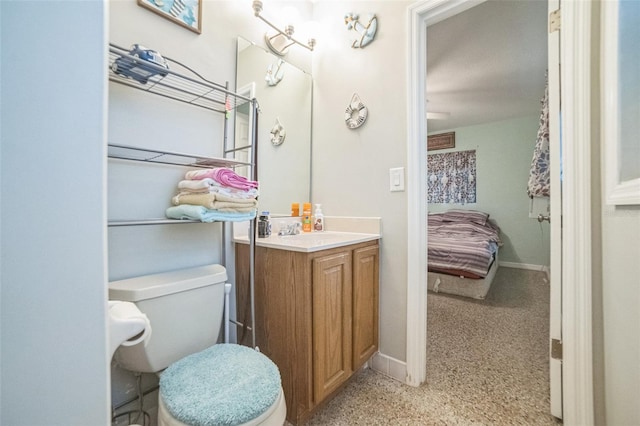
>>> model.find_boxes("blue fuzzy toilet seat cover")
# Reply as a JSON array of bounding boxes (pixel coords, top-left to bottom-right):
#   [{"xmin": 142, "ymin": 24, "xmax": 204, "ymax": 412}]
[{"xmin": 159, "ymin": 343, "xmax": 281, "ymax": 426}]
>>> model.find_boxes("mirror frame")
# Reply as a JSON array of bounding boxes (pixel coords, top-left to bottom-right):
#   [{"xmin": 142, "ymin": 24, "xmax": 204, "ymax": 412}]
[{"xmin": 602, "ymin": 0, "xmax": 640, "ymax": 205}]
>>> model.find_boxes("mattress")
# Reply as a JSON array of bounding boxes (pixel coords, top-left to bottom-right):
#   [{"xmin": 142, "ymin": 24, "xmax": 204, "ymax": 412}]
[{"xmin": 428, "ymin": 252, "xmax": 499, "ymax": 299}]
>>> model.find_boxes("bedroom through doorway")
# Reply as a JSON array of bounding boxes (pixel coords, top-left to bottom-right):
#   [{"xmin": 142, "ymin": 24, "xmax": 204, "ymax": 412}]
[{"xmin": 424, "ymin": 0, "xmax": 556, "ymax": 421}]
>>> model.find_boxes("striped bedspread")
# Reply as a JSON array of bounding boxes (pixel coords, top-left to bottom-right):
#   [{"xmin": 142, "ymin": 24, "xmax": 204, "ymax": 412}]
[{"xmin": 428, "ymin": 212, "xmax": 501, "ymax": 278}]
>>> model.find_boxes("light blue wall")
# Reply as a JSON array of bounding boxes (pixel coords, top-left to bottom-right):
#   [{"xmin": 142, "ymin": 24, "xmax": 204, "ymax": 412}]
[
  {"xmin": 1, "ymin": 1, "xmax": 110, "ymax": 424},
  {"xmin": 428, "ymin": 115, "xmax": 551, "ymax": 267}
]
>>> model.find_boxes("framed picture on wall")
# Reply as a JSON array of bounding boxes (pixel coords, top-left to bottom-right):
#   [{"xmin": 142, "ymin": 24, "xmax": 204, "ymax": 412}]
[
  {"xmin": 427, "ymin": 132, "xmax": 455, "ymax": 151},
  {"xmin": 137, "ymin": 0, "xmax": 202, "ymax": 34}
]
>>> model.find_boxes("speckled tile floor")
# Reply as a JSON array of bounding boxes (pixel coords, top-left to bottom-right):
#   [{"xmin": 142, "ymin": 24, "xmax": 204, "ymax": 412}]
[{"xmin": 303, "ymin": 268, "xmax": 562, "ymax": 425}]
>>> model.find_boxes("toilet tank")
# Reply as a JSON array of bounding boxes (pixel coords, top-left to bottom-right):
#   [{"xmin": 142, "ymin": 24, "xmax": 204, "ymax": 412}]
[{"xmin": 109, "ymin": 264, "xmax": 228, "ymax": 373}]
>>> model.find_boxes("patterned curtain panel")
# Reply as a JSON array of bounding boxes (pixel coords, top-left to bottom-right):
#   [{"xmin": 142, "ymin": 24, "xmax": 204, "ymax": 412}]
[
  {"xmin": 428, "ymin": 150, "xmax": 477, "ymax": 204},
  {"xmin": 527, "ymin": 76, "xmax": 550, "ymax": 198}
]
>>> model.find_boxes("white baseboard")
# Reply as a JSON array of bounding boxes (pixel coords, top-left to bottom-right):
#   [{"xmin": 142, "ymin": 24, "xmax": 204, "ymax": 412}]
[
  {"xmin": 499, "ymin": 261, "xmax": 548, "ymax": 274},
  {"xmin": 371, "ymin": 352, "xmax": 407, "ymax": 383}
]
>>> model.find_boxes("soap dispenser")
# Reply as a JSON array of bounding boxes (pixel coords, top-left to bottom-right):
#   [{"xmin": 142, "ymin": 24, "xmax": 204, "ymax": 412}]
[{"xmin": 314, "ymin": 204, "xmax": 324, "ymax": 232}]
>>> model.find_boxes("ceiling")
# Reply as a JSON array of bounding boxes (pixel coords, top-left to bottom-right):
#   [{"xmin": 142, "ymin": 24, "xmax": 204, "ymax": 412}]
[{"xmin": 426, "ymin": 0, "xmax": 548, "ymax": 132}]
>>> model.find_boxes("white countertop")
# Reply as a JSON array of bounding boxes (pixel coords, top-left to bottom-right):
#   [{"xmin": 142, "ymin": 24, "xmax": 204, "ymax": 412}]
[{"xmin": 234, "ymin": 231, "xmax": 380, "ymax": 253}]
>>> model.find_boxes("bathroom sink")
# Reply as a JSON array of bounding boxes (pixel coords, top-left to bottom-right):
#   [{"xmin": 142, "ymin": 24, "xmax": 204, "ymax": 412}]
[
  {"xmin": 275, "ymin": 232, "xmax": 344, "ymax": 247},
  {"xmin": 236, "ymin": 231, "xmax": 380, "ymax": 252},
  {"xmin": 278, "ymin": 231, "xmax": 368, "ymax": 243},
  {"xmin": 278, "ymin": 232, "xmax": 334, "ymax": 241}
]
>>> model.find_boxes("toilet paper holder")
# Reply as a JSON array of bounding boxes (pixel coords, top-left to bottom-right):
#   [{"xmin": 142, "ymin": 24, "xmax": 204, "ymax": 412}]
[{"xmin": 108, "ymin": 301, "xmax": 152, "ymax": 360}]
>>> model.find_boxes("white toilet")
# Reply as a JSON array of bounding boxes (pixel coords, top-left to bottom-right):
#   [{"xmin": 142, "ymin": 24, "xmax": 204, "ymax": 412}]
[{"xmin": 109, "ymin": 264, "xmax": 286, "ymax": 426}]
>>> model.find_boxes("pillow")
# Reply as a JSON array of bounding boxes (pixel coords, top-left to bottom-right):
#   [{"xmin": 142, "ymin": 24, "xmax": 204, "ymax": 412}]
[{"xmin": 442, "ymin": 209, "xmax": 489, "ymax": 226}]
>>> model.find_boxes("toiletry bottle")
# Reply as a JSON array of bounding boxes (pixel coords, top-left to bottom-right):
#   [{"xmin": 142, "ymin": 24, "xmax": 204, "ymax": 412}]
[
  {"xmin": 314, "ymin": 204, "xmax": 324, "ymax": 231},
  {"xmin": 302, "ymin": 203, "xmax": 312, "ymax": 232},
  {"xmin": 258, "ymin": 211, "xmax": 271, "ymax": 238},
  {"xmin": 291, "ymin": 202, "xmax": 300, "ymax": 217}
]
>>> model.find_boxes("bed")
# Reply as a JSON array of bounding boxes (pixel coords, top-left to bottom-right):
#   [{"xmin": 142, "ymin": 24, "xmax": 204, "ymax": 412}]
[{"xmin": 427, "ymin": 209, "xmax": 501, "ymax": 299}]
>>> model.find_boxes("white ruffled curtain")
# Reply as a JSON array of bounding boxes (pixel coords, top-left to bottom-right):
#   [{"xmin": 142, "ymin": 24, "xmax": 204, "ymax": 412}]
[{"xmin": 527, "ymin": 75, "xmax": 550, "ymax": 198}]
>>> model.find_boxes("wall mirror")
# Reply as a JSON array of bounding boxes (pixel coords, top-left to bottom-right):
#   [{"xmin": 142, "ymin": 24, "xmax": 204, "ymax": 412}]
[
  {"xmin": 235, "ymin": 37, "xmax": 312, "ymax": 215},
  {"xmin": 602, "ymin": 0, "xmax": 640, "ymax": 205}
]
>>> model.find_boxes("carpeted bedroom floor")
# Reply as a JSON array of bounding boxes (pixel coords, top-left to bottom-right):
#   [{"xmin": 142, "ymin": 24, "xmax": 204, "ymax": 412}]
[{"xmin": 304, "ymin": 267, "xmax": 562, "ymax": 425}]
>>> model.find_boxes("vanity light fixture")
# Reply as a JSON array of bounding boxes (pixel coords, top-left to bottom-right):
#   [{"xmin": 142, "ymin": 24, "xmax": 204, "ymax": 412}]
[{"xmin": 252, "ymin": 0, "xmax": 316, "ymax": 56}]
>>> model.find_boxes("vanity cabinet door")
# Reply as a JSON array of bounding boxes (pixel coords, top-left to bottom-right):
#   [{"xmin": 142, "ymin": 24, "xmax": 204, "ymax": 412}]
[
  {"xmin": 312, "ymin": 250, "xmax": 353, "ymax": 403},
  {"xmin": 352, "ymin": 244, "xmax": 379, "ymax": 370}
]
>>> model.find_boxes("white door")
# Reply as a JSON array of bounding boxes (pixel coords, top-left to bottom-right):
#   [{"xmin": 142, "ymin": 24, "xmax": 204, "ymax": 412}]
[{"xmin": 547, "ymin": 0, "xmax": 563, "ymax": 419}]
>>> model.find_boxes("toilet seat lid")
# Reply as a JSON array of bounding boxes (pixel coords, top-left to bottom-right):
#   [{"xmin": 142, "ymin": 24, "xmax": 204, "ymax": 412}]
[{"xmin": 160, "ymin": 344, "xmax": 281, "ymax": 426}]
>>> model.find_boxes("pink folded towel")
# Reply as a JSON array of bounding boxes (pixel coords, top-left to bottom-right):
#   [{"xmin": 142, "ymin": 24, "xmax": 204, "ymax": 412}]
[{"xmin": 185, "ymin": 168, "xmax": 258, "ymax": 191}]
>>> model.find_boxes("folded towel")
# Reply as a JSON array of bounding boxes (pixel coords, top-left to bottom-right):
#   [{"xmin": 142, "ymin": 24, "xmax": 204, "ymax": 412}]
[
  {"xmin": 203, "ymin": 192, "xmax": 257, "ymax": 204},
  {"xmin": 212, "ymin": 168, "xmax": 259, "ymax": 190},
  {"xmin": 185, "ymin": 168, "xmax": 259, "ymax": 191},
  {"xmin": 212, "ymin": 202, "xmax": 258, "ymax": 212},
  {"xmin": 172, "ymin": 193, "xmax": 216, "ymax": 209},
  {"xmin": 172, "ymin": 193, "xmax": 257, "ymax": 209},
  {"xmin": 166, "ymin": 205, "xmax": 257, "ymax": 222},
  {"xmin": 176, "ymin": 180, "xmax": 259, "ymax": 199},
  {"xmin": 177, "ymin": 178, "xmax": 217, "ymax": 191}
]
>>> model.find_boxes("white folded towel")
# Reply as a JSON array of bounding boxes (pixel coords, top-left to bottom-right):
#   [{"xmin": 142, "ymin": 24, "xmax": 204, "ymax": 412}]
[
  {"xmin": 177, "ymin": 179, "xmax": 259, "ymax": 199},
  {"xmin": 172, "ymin": 193, "xmax": 258, "ymax": 210},
  {"xmin": 178, "ymin": 178, "xmax": 217, "ymax": 191}
]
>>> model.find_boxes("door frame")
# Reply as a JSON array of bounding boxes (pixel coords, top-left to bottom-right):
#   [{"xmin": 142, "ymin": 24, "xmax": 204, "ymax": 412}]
[
  {"xmin": 547, "ymin": 0, "xmax": 562, "ymax": 418},
  {"xmin": 405, "ymin": 1, "xmax": 594, "ymax": 424}
]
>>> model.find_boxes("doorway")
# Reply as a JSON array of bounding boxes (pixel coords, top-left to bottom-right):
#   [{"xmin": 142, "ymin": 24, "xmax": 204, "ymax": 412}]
[
  {"xmin": 424, "ymin": 0, "xmax": 552, "ymax": 419},
  {"xmin": 405, "ymin": 0, "xmax": 595, "ymax": 424}
]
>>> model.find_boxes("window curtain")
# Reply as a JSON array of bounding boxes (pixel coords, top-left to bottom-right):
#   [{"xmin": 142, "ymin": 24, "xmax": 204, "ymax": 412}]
[
  {"xmin": 428, "ymin": 150, "xmax": 477, "ymax": 204},
  {"xmin": 527, "ymin": 75, "xmax": 550, "ymax": 198}
]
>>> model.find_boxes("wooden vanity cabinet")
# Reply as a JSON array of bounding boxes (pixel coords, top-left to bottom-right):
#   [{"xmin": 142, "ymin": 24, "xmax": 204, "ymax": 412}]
[
  {"xmin": 351, "ymin": 244, "xmax": 380, "ymax": 369},
  {"xmin": 235, "ymin": 240, "xmax": 379, "ymax": 425}
]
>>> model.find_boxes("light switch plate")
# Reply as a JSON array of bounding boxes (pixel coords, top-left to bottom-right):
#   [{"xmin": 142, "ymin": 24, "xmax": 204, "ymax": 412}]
[{"xmin": 389, "ymin": 167, "xmax": 405, "ymax": 192}]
